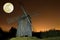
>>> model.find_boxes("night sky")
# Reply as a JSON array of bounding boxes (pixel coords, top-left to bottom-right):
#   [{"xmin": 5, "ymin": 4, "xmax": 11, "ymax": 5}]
[{"xmin": 0, "ymin": 0, "xmax": 60, "ymax": 32}]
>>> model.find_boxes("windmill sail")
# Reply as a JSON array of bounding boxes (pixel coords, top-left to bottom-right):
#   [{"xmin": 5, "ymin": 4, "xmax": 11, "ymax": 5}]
[{"xmin": 7, "ymin": 16, "xmax": 20, "ymax": 24}]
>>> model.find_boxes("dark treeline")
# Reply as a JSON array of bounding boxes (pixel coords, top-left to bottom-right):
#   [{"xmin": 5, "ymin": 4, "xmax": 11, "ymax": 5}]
[
  {"xmin": 32, "ymin": 29, "xmax": 60, "ymax": 38},
  {"xmin": 0, "ymin": 27, "xmax": 60, "ymax": 40},
  {"xmin": 0, "ymin": 27, "xmax": 17, "ymax": 40}
]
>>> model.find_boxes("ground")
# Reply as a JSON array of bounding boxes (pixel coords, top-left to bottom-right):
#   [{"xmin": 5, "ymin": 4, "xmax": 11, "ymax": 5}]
[
  {"xmin": 10, "ymin": 37, "xmax": 39, "ymax": 40},
  {"xmin": 10, "ymin": 37, "xmax": 60, "ymax": 40}
]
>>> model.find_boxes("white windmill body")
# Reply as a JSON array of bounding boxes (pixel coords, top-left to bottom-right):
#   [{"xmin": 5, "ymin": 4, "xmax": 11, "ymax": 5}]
[
  {"xmin": 16, "ymin": 13, "xmax": 32, "ymax": 37},
  {"xmin": 16, "ymin": 6, "xmax": 32, "ymax": 37}
]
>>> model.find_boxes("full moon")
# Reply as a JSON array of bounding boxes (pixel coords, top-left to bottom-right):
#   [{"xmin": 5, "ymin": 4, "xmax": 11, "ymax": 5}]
[{"xmin": 3, "ymin": 3, "xmax": 14, "ymax": 13}]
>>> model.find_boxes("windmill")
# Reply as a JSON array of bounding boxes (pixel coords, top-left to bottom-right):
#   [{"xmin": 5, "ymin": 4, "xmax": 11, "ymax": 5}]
[{"xmin": 16, "ymin": 5, "xmax": 32, "ymax": 37}]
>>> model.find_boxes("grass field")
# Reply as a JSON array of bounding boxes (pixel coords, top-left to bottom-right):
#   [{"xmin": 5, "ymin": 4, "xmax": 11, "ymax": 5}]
[
  {"xmin": 10, "ymin": 37, "xmax": 60, "ymax": 40},
  {"xmin": 10, "ymin": 37, "xmax": 40, "ymax": 40}
]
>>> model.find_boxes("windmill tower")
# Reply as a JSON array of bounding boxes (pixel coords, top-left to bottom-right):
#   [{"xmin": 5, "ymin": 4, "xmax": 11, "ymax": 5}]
[{"xmin": 16, "ymin": 6, "xmax": 32, "ymax": 37}]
